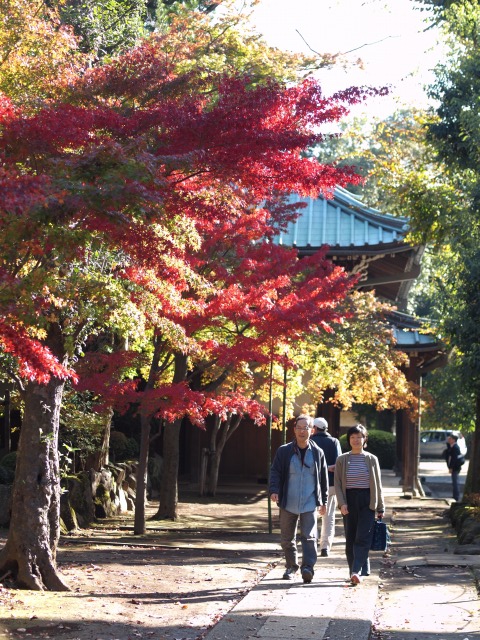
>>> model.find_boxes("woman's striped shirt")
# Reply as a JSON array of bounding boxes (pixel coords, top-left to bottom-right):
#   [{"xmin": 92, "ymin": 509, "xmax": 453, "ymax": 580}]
[{"xmin": 346, "ymin": 453, "xmax": 370, "ymax": 488}]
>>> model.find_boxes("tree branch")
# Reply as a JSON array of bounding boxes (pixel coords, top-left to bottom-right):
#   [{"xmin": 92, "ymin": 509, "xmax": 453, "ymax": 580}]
[{"xmin": 295, "ymin": 29, "xmax": 398, "ymax": 59}]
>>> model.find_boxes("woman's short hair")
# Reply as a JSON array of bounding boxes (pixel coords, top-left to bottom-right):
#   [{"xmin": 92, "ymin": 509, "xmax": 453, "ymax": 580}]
[{"xmin": 346, "ymin": 424, "xmax": 368, "ymax": 445}]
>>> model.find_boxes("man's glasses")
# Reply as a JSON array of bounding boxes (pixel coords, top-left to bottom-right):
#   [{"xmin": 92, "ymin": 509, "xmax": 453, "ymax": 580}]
[{"xmin": 295, "ymin": 426, "xmax": 310, "ymax": 431}]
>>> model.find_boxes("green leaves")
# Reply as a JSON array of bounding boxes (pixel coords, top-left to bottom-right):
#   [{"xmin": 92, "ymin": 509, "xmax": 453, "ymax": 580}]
[{"xmin": 56, "ymin": 0, "xmax": 150, "ymax": 59}]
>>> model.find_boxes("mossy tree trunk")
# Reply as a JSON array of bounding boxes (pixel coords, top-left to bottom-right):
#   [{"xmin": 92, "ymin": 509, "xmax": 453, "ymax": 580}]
[{"xmin": 0, "ymin": 376, "xmax": 69, "ymax": 590}]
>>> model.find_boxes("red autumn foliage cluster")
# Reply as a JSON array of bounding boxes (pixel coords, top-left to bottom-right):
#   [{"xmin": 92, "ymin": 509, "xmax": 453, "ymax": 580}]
[{"xmin": 0, "ymin": 35, "xmax": 385, "ymax": 421}]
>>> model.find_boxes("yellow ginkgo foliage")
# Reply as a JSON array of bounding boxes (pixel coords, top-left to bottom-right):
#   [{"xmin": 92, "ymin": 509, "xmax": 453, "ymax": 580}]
[{"xmin": 0, "ymin": 0, "xmax": 84, "ymax": 107}]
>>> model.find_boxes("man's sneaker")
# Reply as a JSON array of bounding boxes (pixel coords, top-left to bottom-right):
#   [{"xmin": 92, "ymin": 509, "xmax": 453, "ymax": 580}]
[
  {"xmin": 301, "ymin": 566, "xmax": 314, "ymax": 584},
  {"xmin": 282, "ymin": 568, "xmax": 297, "ymax": 580},
  {"xmin": 350, "ymin": 573, "xmax": 362, "ymax": 586},
  {"xmin": 320, "ymin": 548, "xmax": 329, "ymax": 557}
]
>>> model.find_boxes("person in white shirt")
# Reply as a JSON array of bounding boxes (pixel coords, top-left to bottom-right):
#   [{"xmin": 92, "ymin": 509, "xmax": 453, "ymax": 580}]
[{"xmin": 310, "ymin": 417, "xmax": 342, "ymax": 557}]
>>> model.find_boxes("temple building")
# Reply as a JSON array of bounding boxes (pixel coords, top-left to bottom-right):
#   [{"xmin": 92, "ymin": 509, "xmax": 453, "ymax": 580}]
[
  {"xmin": 274, "ymin": 186, "xmax": 422, "ymax": 309},
  {"xmin": 272, "ymin": 187, "xmax": 444, "ymax": 496}
]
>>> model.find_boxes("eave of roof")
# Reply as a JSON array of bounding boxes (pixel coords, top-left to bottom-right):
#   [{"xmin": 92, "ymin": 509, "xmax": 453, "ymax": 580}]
[
  {"xmin": 272, "ymin": 188, "xmax": 425, "ymax": 308},
  {"xmin": 274, "ymin": 187, "xmax": 410, "ymax": 250},
  {"xmin": 389, "ymin": 311, "xmax": 444, "ymax": 366},
  {"xmin": 392, "ymin": 327, "xmax": 442, "ymax": 351}
]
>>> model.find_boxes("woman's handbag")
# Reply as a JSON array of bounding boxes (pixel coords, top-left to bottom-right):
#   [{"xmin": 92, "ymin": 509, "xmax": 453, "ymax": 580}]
[{"xmin": 370, "ymin": 518, "xmax": 390, "ymax": 551}]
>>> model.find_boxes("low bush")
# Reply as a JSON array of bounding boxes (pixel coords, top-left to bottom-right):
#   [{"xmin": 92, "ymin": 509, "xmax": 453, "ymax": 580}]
[
  {"xmin": 109, "ymin": 431, "xmax": 139, "ymax": 462},
  {"xmin": 109, "ymin": 431, "xmax": 128, "ymax": 461},
  {"xmin": 0, "ymin": 464, "xmax": 14, "ymax": 484},
  {"xmin": 0, "ymin": 451, "xmax": 17, "ymax": 472}
]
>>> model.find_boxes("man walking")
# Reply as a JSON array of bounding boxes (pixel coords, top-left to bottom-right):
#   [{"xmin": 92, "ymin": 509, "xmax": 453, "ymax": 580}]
[
  {"xmin": 269, "ymin": 414, "xmax": 328, "ymax": 583},
  {"xmin": 311, "ymin": 417, "xmax": 342, "ymax": 557},
  {"xmin": 445, "ymin": 434, "xmax": 464, "ymax": 501}
]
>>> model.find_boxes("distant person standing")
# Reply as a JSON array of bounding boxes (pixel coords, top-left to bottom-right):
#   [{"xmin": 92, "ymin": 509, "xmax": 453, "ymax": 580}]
[
  {"xmin": 269, "ymin": 414, "xmax": 328, "ymax": 583},
  {"xmin": 335, "ymin": 424, "xmax": 385, "ymax": 586},
  {"xmin": 311, "ymin": 417, "xmax": 342, "ymax": 557},
  {"xmin": 444, "ymin": 434, "xmax": 464, "ymax": 501}
]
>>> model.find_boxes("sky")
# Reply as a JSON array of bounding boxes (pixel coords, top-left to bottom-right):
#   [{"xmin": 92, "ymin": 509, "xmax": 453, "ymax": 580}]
[{"xmin": 244, "ymin": 0, "xmax": 445, "ymax": 118}]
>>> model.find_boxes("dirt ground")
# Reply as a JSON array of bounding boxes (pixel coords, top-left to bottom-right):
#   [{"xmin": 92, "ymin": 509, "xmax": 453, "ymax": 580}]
[
  {"xmin": 2, "ymin": 488, "xmax": 479, "ymax": 640},
  {"xmin": 371, "ymin": 503, "xmax": 480, "ymax": 640},
  {"xmin": 0, "ymin": 487, "xmax": 279, "ymax": 640}
]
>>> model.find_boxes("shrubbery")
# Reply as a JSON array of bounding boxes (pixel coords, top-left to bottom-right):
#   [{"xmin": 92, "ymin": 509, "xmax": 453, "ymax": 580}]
[
  {"xmin": 0, "ymin": 464, "xmax": 14, "ymax": 484},
  {"xmin": 0, "ymin": 451, "xmax": 17, "ymax": 472},
  {"xmin": 0, "ymin": 451, "xmax": 17, "ymax": 484},
  {"xmin": 339, "ymin": 429, "xmax": 396, "ymax": 469},
  {"xmin": 109, "ymin": 431, "xmax": 139, "ymax": 462}
]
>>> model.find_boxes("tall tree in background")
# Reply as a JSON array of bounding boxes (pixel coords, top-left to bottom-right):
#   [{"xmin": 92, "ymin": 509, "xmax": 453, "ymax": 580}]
[
  {"xmin": 55, "ymin": 0, "xmax": 150, "ymax": 59},
  {"xmin": 159, "ymin": 0, "xmax": 222, "ymax": 12},
  {"xmin": 410, "ymin": 0, "xmax": 480, "ymax": 494}
]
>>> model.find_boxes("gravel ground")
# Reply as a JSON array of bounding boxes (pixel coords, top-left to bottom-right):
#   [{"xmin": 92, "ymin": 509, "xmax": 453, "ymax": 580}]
[{"xmin": 0, "ymin": 488, "xmax": 279, "ymax": 640}]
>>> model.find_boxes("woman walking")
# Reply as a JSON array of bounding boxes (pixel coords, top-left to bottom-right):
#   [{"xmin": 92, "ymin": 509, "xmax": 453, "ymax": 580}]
[{"xmin": 334, "ymin": 424, "xmax": 385, "ymax": 585}]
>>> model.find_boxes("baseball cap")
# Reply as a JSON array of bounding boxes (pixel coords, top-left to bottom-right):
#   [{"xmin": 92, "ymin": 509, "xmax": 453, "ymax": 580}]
[{"xmin": 313, "ymin": 417, "xmax": 328, "ymax": 431}]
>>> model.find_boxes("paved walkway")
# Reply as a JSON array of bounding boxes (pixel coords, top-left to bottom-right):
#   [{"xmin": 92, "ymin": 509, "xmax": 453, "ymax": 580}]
[{"xmin": 204, "ymin": 468, "xmax": 480, "ymax": 640}]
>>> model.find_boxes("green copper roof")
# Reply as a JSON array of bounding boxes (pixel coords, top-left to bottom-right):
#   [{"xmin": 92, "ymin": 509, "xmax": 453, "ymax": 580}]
[{"xmin": 274, "ymin": 187, "xmax": 409, "ymax": 249}]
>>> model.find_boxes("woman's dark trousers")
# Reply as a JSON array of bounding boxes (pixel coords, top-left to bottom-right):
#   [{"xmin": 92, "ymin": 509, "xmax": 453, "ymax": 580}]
[{"xmin": 343, "ymin": 488, "xmax": 375, "ymax": 576}]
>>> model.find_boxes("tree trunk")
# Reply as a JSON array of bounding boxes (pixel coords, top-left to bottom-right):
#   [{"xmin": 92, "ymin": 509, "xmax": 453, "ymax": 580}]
[
  {"xmin": 154, "ymin": 418, "xmax": 182, "ymax": 519},
  {"xmin": 134, "ymin": 412, "xmax": 150, "ymax": 534},
  {"xmin": 207, "ymin": 447, "xmax": 222, "ymax": 497},
  {"xmin": 464, "ymin": 387, "xmax": 480, "ymax": 496},
  {"xmin": 85, "ymin": 408, "xmax": 113, "ymax": 471},
  {"xmin": 133, "ymin": 334, "xmax": 165, "ymax": 532},
  {"xmin": 152, "ymin": 353, "xmax": 188, "ymax": 520},
  {"xmin": 206, "ymin": 414, "xmax": 242, "ymax": 496},
  {"xmin": 0, "ymin": 377, "xmax": 69, "ymax": 590},
  {"xmin": 205, "ymin": 415, "xmax": 221, "ymax": 497}
]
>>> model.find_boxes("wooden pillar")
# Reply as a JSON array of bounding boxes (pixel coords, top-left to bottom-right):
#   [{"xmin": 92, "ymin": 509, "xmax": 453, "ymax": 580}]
[
  {"xmin": 400, "ymin": 354, "xmax": 424, "ymax": 497},
  {"xmin": 401, "ymin": 408, "xmax": 415, "ymax": 495},
  {"xmin": 395, "ymin": 411, "xmax": 403, "ymax": 476},
  {"xmin": 317, "ymin": 392, "xmax": 340, "ymax": 438}
]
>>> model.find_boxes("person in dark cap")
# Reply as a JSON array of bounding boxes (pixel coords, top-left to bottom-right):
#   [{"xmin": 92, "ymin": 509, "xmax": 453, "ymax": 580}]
[{"xmin": 311, "ymin": 417, "xmax": 342, "ymax": 557}]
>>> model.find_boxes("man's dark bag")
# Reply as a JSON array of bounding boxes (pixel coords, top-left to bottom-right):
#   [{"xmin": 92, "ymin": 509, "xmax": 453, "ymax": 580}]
[{"xmin": 370, "ymin": 519, "xmax": 390, "ymax": 551}]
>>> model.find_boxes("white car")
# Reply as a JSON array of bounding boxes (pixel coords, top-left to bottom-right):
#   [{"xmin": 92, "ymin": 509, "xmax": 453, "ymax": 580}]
[{"xmin": 420, "ymin": 430, "xmax": 467, "ymax": 458}]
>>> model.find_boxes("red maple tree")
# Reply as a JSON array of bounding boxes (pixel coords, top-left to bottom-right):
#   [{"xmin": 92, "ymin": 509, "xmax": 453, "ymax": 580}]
[{"xmin": 0, "ymin": 29, "xmax": 385, "ymax": 587}]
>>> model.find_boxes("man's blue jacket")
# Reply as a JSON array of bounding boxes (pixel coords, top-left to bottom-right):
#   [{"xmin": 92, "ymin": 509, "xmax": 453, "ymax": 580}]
[{"xmin": 269, "ymin": 440, "xmax": 328, "ymax": 510}]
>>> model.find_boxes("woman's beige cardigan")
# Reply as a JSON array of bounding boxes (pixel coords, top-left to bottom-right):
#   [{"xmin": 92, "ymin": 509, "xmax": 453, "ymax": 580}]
[{"xmin": 334, "ymin": 451, "xmax": 385, "ymax": 513}]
